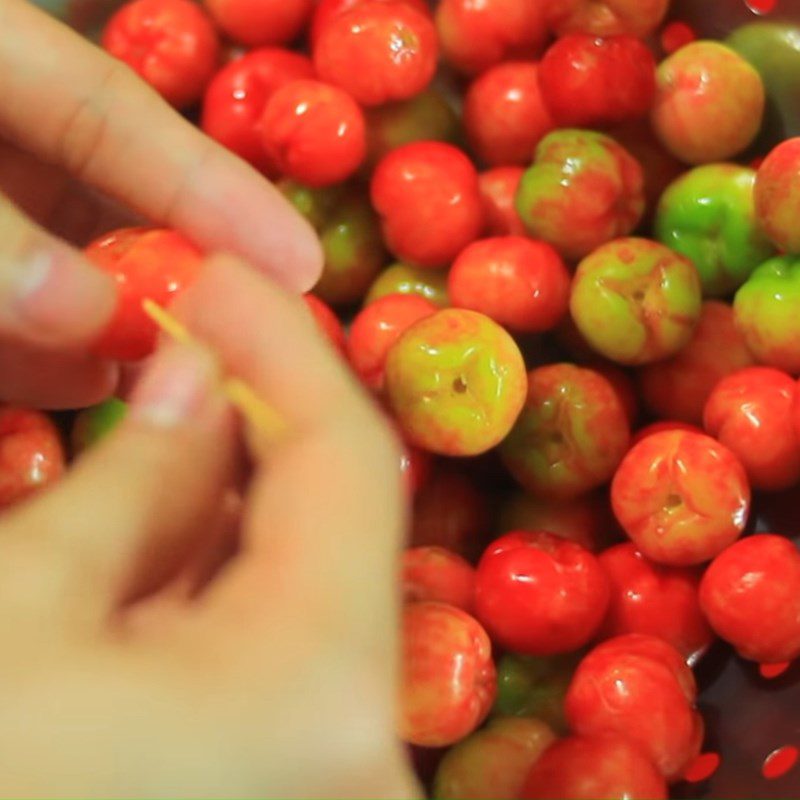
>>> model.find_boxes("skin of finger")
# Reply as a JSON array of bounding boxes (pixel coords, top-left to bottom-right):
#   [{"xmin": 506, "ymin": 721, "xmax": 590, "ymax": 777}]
[{"xmin": 0, "ymin": 0, "xmax": 323, "ymax": 292}]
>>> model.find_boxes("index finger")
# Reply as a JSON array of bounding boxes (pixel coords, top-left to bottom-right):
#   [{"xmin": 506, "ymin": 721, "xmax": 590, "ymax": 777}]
[{"xmin": 0, "ymin": 0, "xmax": 322, "ymax": 292}]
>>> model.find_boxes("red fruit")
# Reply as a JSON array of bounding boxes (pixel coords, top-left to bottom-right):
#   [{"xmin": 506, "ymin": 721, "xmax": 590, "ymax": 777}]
[
  {"xmin": 598, "ymin": 543, "xmax": 714, "ymax": 663},
  {"xmin": 86, "ymin": 228, "xmax": 203, "ymax": 362},
  {"xmin": 464, "ymin": 62, "xmax": 555, "ymax": 168},
  {"xmin": 202, "ymin": 0, "xmax": 313, "ymax": 47},
  {"xmin": 313, "ymin": 1, "xmax": 438, "ymax": 107},
  {"xmin": 479, "ymin": 167, "xmax": 527, "ymax": 237},
  {"xmin": 630, "ymin": 421, "xmax": 703, "ymax": 447},
  {"xmin": 538, "ymin": 34, "xmax": 656, "ymax": 128},
  {"xmin": 399, "ymin": 601, "xmax": 497, "ymax": 747},
  {"xmin": 402, "ymin": 546, "xmax": 476, "ymax": 613},
  {"xmin": 310, "ymin": 0, "xmax": 430, "ymax": 46},
  {"xmin": 201, "ymin": 48, "xmax": 315, "ymax": 175},
  {"xmin": 699, "ymin": 534, "xmax": 800, "ymax": 664},
  {"xmin": 260, "ymin": 79, "xmax": 366, "ymax": 187},
  {"xmin": 400, "ymin": 439, "xmax": 432, "ymax": 496},
  {"xmin": 565, "ymin": 634, "xmax": 703, "ymax": 780},
  {"xmin": 704, "ymin": 367, "xmax": 800, "ymax": 492},
  {"xmin": 102, "ymin": 0, "xmax": 219, "ymax": 109},
  {"xmin": 303, "ymin": 294, "xmax": 346, "ymax": 356},
  {"xmin": 474, "ymin": 531, "xmax": 610, "ymax": 656},
  {"xmin": 592, "ymin": 363, "xmax": 638, "ymax": 428},
  {"xmin": 448, "ymin": 237, "xmax": 570, "ymax": 334},
  {"xmin": 520, "ymin": 734, "xmax": 668, "ymax": 800},
  {"xmin": 371, "ymin": 142, "xmax": 484, "ymax": 268},
  {"xmin": 347, "ymin": 294, "xmax": 438, "ymax": 391},
  {"xmin": 0, "ymin": 408, "xmax": 65, "ymax": 509},
  {"xmin": 435, "ymin": 0, "xmax": 548, "ymax": 77},
  {"xmin": 611, "ymin": 430, "xmax": 750, "ymax": 566},
  {"xmin": 545, "ymin": 0, "xmax": 669, "ymax": 38}
]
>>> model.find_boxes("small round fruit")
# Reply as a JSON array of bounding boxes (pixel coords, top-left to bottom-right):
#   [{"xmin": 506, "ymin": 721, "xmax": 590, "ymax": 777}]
[
  {"xmin": 202, "ymin": 0, "xmax": 312, "ymax": 47},
  {"xmin": 402, "ymin": 546, "xmax": 476, "ymax": 613},
  {"xmin": 385, "ymin": 309, "xmax": 527, "ymax": 457},
  {"xmin": 754, "ymin": 138, "xmax": 800, "ymax": 253},
  {"xmin": 545, "ymin": 0, "xmax": 669, "ymax": 38},
  {"xmin": 479, "ymin": 167, "xmax": 527, "ymax": 237},
  {"xmin": 365, "ymin": 263, "xmax": 449, "ymax": 308},
  {"xmin": 310, "ymin": 0, "xmax": 430, "ymax": 47},
  {"xmin": 611, "ymin": 430, "xmax": 750, "ymax": 566},
  {"xmin": 570, "ymin": 237, "xmax": 702, "ymax": 366},
  {"xmin": 474, "ymin": 531, "xmax": 610, "ymax": 656}
]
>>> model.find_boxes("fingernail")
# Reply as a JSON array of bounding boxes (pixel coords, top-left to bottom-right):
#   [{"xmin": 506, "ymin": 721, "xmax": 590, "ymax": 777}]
[
  {"xmin": 129, "ymin": 343, "xmax": 220, "ymax": 427},
  {"xmin": 6, "ymin": 248, "xmax": 116, "ymax": 346}
]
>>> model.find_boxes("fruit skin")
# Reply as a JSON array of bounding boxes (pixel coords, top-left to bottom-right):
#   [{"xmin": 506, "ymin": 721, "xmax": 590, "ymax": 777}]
[
  {"xmin": 402, "ymin": 546, "xmax": 476, "ymax": 613},
  {"xmin": 570, "ymin": 237, "xmax": 702, "ymax": 366},
  {"xmin": 398, "ymin": 436, "xmax": 431, "ymax": 497},
  {"xmin": 630, "ymin": 420, "xmax": 703, "ymax": 447},
  {"xmin": 86, "ymin": 227, "xmax": 203, "ymax": 362},
  {"xmin": 435, "ymin": 0, "xmax": 548, "ymax": 77},
  {"xmin": 519, "ymin": 733, "xmax": 668, "ymax": 800},
  {"xmin": 754, "ymin": 137, "xmax": 800, "ymax": 254},
  {"xmin": 399, "ymin": 601, "xmax": 497, "ymax": 748},
  {"xmin": 703, "ymin": 366, "xmax": 800, "ymax": 491},
  {"xmin": 545, "ymin": 0, "xmax": 668, "ymax": 38},
  {"xmin": 501, "ymin": 363, "xmax": 631, "ymax": 500},
  {"xmin": 303, "ymin": 294, "xmax": 347, "ymax": 356},
  {"xmin": 611, "ymin": 430, "xmax": 750, "ymax": 566},
  {"xmin": 538, "ymin": 35, "xmax": 657, "ymax": 129},
  {"xmin": 516, "ymin": 129, "xmax": 645, "ymax": 262},
  {"xmin": 464, "ymin": 62, "xmax": 555, "ymax": 168},
  {"xmin": 71, "ymin": 398, "xmax": 128, "ymax": 455},
  {"xmin": 655, "ymin": 164, "xmax": 775, "ymax": 297},
  {"xmin": 347, "ymin": 294, "xmax": 437, "ymax": 391},
  {"xmin": 447, "ymin": 237, "xmax": 570, "ymax": 334},
  {"xmin": 310, "ymin": 0, "xmax": 431, "ymax": 47},
  {"xmin": 371, "ymin": 141, "xmax": 484, "ymax": 268},
  {"xmin": 203, "ymin": 0, "xmax": 312, "ymax": 47},
  {"xmin": 385, "ymin": 309, "xmax": 527, "ymax": 457},
  {"xmin": 564, "ymin": 634, "xmax": 703, "ymax": 781},
  {"xmin": 699, "ymin": 534, "xmax": 800, "ymax": 664},
  {"xmin": 0, "ymin": 408, "xmax": 65, "ymax": 509},
  {"xmin": 433, "ymin": 716, "xmax": 555, "ymax": 800},
  {"xmin": 365, "ymin": 263, "xmax": 449, "ymax": 308},
  {"xmin": 260, "ymin": 79, "xmax": 366, "ymax": 188},
  {"xmin": 479, "ymin": 167, "xmax": 527, "ymax": 237},
  {"xmin": 313, "ymin": 1, "xmax": 438, "ymax": 107},
  {"xmin": 734, "ymin": 255, "xmax": 800, "ymax": 374},
  {"xmin": 637, "ymin": 300, "xmax": 756, "ymax": 426},
  {"xmin": 102, "ymin": 0, "xmax": 220, "ymax": 109},
  {"xmin": 474, "ymin": 531, "xmax": 610, "ymax": 657},
  {"xmin": 598, "ymin": 542, "xmax": 713, "ymax": 663},
  {"xmin": 200, "ymin": 48, "xmax": 314, "ymax": 175},
  {"xmin": 651, "ymin": 41, "xmax": 765, "ymax": 165}
]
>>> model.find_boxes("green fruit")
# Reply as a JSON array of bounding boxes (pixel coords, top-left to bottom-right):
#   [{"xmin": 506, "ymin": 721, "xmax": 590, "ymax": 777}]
[
  {"xmin": 72, "ymin": 398, "xmax": 127, "ymax": 455},
  {"xmin": 365, "ymin": 262, "xmax": 450, "ymax": 308}
]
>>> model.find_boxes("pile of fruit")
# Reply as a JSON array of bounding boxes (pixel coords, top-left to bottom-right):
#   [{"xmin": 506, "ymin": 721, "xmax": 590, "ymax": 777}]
[{"xmin": 12, "ymin": 0, "xmax": 800, "ymax": 796}]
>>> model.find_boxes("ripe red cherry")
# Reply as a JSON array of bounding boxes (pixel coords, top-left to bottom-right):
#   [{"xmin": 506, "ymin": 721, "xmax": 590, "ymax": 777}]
[
  {"xmin": 464, "ymin": 62, "xmax": 555, "ymax": 168},
  {"xmin": 371, "ymin": 142, "xmax": 484, "ymax": 268},
  {"xmin": 630, "ymin": 421, "xmax": 703, "ymax": 448},
  {"xmin": 611, "ymin": 430, "xmax": 750, "ymax": 566},
  {"xmin": 435, "ymin": 0, "xmax": 548, "ymax": 76},
  {"xmin": 260, "ymin": 79, "xmax": 366, "ymax": 188},
  {"xmin": 310, "ymin": 0, "xmax": 430, "ymax": 47},
  {"xmin": 399, "ymin": 601, "xmax": 497, "ymax": 747},
  {"xmin": 201, "ymin": 48, "xmax": 314, "ymax": 175},
  {"xmin": 402, "ymin": 546, "xmax": 476, "ymax": 613},
  {"xmin": 474, "ymin": 531, "xmax": 610, "ymax": 656},
  {"xmin": 202, "ymin": 0, "xmax": 313, "ymax": 47},
  {"xmin": 86, "ymin": 228, "xmax": 203, "ymax": 362},
  {"xmin": 478, "ymin": 167, "xmax": 527, "ymax": 237},
  {"xmin": 565, "ymin": 634, "xmax": 703, "ymax": 781},
  {"xmin": 520, "ymin": 734, "xmax": 668, "ymax": 800},
  {"xmin": 347, "ymin": 294, "xmax": 437, "ymax": 391},
  {"xmin": 699, "ymin": 534, "xmax": 800, "ymax": 664},
  {"xmin": 102, "ymin": 0, "xmax": 220, "ymax": 109},
  {"xmin": 598, "ymin": 542, "xmax": 714, "ymax": 663},
  {"xmin": 703, "ymin": 366, "xmax": 800, "ymax": 492},
  {"xmin": 0, "ymin": 408, "xmax": 65, "ymax": 510},
  {"xmin": 538, "ymin": 34, "xmax": 657, "ymax": 128},
  {"xmin": 303, "ymin": 294, "xmax": 346, "ymax": 356},
  {"xmin": 448, "ymin": 237, "xmax": 571, "ymax": 334},
  {"xmin": 313, "ymin": 1, "xmax": 438, "ymax": 107}
]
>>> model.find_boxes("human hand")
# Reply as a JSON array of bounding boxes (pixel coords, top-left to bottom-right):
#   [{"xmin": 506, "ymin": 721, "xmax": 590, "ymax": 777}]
[
  {"xmin": 0, "ymin": 0, "xmax": 321, "ymax": 409},
  {"xmin": 0, "ymin": 254, "xmax": 416, "ymax": 799}
]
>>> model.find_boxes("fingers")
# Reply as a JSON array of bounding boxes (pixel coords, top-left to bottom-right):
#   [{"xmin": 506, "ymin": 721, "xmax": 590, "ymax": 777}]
[
  {"xmin": 0, "ymin": 192, "xmax": 116, "ymax": 351},
  {"xmin": 0, "ymin": 0, "xmax": 323, "ymax": 292},
  {"xmin": 1, "ymin": 341, "xmax": 236, "ymax": 625}
]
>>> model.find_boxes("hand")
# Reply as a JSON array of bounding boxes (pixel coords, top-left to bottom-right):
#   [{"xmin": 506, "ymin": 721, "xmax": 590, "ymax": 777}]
[
  {"xmin": 0, "ymin": 0, "xmax": 322, "ymax": 409},
  {"xmin": 0, "ymin": 255, "xmax": 417, "ymax": 799}
]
